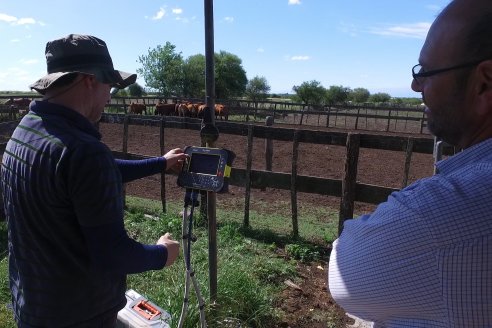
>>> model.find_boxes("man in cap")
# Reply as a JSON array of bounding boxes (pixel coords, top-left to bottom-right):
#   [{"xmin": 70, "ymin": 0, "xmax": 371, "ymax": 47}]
[
  {"xmin": 328, "ymin": 0, "xmax": 492, "ymax": 326},
  {"xmin": 1, "ymin": 34, "xmax": 186, "ymax": 327}
]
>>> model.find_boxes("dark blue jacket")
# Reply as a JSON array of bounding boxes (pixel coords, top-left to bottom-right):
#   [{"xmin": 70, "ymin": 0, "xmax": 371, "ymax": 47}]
[{"xmin": 1, "ymin": 101, "xmax": 168, "ymax": 327}]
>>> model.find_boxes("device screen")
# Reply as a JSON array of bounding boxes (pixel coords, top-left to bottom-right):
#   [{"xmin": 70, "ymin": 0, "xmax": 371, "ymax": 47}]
[{"xmin": 189, "ymin": 153, "xmax": 220, "ymax": 175}]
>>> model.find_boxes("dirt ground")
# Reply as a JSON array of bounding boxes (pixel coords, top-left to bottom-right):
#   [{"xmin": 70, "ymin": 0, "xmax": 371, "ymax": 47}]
[{"xmin": 99, "ymin": 121, "xmax": 435, "ymax": 328}]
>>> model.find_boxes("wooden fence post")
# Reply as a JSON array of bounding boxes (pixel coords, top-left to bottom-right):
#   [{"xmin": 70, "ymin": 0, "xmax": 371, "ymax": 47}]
[
  {"xmin": 386, "ymin": 108, "xmax": 392, "ymax": 132},
  {"xmin": 243, "ymin": 125, "xmax": 254, "ymax": 227},
  {"xmin": 122, "ymin": 115, "xmax": 129, "ymax": 208},
  {"xmin": 326, "ymin": 107, "xmax": 331, "ymax": 128},
  {"xmin": 263, "ymin": 116, "xmax": 274, "ymax": 191},
  {"xmin": 291, "ymin": 130, "xmax": 299, "ymax": 238},
  {"xmin": 338, "ymin": 133, "xmax": 360, "ymax": 235},
  {"xmin": 402, "ymin": 138, "xmax": 414, "ymax": 188},
  {"xmin": 355, "ymin": 106, "xmax": 360, "ymax": 130},
  {"xmin": 420, "ymin": 110, "xmax": 426, "ymax": 134},
  {"xmin": 159, "ymin": 117, "xmax": 167, "ymax": 213}
]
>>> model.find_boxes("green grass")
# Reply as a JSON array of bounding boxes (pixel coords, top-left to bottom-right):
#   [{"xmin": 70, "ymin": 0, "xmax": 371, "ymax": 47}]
[{"xmin": 0, "ymin": 196, "xmax": 338, "ymax": 327}]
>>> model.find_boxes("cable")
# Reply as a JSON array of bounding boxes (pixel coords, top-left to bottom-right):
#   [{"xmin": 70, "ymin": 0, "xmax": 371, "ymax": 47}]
[{"xmin": 178, "ymin": 189, "xmax": 207, "ymax": 328}]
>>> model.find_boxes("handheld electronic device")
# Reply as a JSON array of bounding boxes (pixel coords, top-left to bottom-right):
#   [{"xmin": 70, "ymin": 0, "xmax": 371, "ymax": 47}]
[{"xmin": 177, "ymin": 146, "xmax": 235, "ymax": 192}]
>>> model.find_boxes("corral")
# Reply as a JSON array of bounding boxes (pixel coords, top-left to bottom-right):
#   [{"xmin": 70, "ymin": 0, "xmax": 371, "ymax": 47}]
[
  {"xmin": 95, "ymin": 112, "xmax": 443, "ymax": 328},
  {"xmin": 0, "ymin": 99, "xmax": 445, "ymax": 327}
]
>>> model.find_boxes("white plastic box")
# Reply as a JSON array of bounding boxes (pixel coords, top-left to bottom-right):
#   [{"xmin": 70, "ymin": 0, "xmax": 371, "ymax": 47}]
[{"xmin": 116, "ymin": 289, "xmax": 171, "ymax": 328}]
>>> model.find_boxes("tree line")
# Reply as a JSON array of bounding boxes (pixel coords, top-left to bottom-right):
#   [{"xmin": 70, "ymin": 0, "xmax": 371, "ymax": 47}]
[{"xmin": 118, "ymin": 41, "xmax": 421, "ymax": 107}]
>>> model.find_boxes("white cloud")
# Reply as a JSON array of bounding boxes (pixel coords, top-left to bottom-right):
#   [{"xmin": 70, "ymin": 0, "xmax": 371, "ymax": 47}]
[
  {"xmin": 0, "ymin": 13, "xmax": 37, "ymax": 26},
  {"xmin": 0, "ymin": 67, "xmax": 35, "ymax": 91},
  {"xmin": 172, "ymin": 8, "xmax": 183, "ymax": 15},
  {"xmin": 14, "ymin": 18, "xmax": 36, "ymax": 26},
  {"xmin": 0, "ymin": 13, "xmax": 17, "ymax": 23},
  {"xmin": 224, "ymin": 16, "xmax": 234, "ymax": 23},
  {"xmin": 290, "ymin": 55, "xmax": 310, "ymax": 61},
  {"xmin": 20, "ymin": 59, "xmax": 39, "ymax": 65},
  {"xmin": 369, "ymin": 22, "xmax": 431, "ymax": 39},
  {"xmin": 257, "ymin": 47, "xmax": 264, "ymax": 53},
  {"xmin": 339, "ymin": 22, "xmax": 358, "ymax": 37},
  {"xmin": 152, "ymin": 8, "xmax": 166, "ymax": 20},
  {"xmin": 288, "ymin": 0, "xmax": 301, "ymax": 5}
]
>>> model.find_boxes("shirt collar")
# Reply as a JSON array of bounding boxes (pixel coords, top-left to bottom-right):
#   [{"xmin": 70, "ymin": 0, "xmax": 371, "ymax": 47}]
[
  {"xmin": 29, "ymin": 100, "xmax": 101, "ymax": 140},
  {"xmin": 436, "ymin": 138, "xmax": 492, "ymax": 175}
]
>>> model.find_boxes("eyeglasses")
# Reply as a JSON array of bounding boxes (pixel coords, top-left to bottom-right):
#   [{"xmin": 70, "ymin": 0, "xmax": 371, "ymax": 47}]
[{"xmin": 412, "ymin": 58, "xmax": 489, "ymax": 83}]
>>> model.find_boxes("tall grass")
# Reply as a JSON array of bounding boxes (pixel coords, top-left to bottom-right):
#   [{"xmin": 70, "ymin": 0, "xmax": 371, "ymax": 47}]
[{"xmin": 0, "ymin": 196, "xmax": 337, "ymax": 327}]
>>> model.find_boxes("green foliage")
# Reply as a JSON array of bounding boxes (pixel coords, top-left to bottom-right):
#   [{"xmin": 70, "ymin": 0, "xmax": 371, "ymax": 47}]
[
  {"xmin": 214, "ymin": 51, "xmax": 248, "ymax": 99},
  {"xmin": 183, "ymin": 54, "xmax": 206, "ymax": 98},
  {"xmin": 0, "ymin": 196, "xmax": 339, "ymax": 327},
  {"xmin": 115, "ymin": 88, "xmax": 128, "ymax": 97},
  {"xmin": 326, "ymin": 85, "xmax": 351, "ymax": 105},
  {"xmin": 128, "ymin": 83, "xmax": 146, "ymax": 97},
  {"xmin": 285, "ymin": 243, "xmax": 320, "ymax": 262},
  {"xmin": 137, "ymin": 42, "xmax": 184, "ymax": 97},
  {"xmin": 292, "ymin": 80, "xmax": 326, "ymax": 107},
  {"xmin": 0, "ymin": 222, "xmax": 15, "ymax": 327},
  {"xmin": 245, "ymin": 76, "xmax": 271, "ymax": 103},
  {"xmin": 370, "ymin": 92, "xmax": 392, "ymax": 103},
  {"xmin": 350, "ymin": 87, "xmax": 371, "ymax": 103}
]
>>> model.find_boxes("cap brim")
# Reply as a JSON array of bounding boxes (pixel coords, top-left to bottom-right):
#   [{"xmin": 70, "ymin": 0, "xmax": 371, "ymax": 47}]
[
  {"xmin": 30, "ymin": 69, "xmax": 137, "ymax": 95},
  {"xmin": 100, "ymin": 69, "xmax": 137, "ymax": 89}
]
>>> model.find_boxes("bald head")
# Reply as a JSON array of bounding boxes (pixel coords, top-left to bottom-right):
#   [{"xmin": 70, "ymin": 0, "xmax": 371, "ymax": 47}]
[{"xmin": 437, "ymin": 0, "xmax": 492, "ymax": 61}]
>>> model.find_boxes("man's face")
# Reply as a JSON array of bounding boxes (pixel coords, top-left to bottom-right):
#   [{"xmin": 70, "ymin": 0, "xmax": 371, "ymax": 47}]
[
  {"xmin": 89, "ymin": 80, "xmax": 112, "ymax": 123},
  {"xmin": 411, "ymin": 12, "xmax": 474, "ymax": 147}
]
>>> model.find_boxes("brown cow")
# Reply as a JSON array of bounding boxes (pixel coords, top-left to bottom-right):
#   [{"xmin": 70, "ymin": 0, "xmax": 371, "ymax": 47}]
[
  {"xmin": 154, "ymin": 102, "xmax": 177, "ymax": 116},
  {"xmin": 5, "ymin": 98, "xmax": 31, "ymax": 109},
  {"xmin": 129, "ymin": 102, "xmax": 147, "ymax": 115},
  {"xmin": 197, "ymin": 104, "xmax": 207, "ymax": 119},
  {"xmin": 215, "ymin": 103, "xmax": 229, "ymax": 121},
  {"xmin": 177, "ymin": 103, "xmax": 191, "ymax": 117}
]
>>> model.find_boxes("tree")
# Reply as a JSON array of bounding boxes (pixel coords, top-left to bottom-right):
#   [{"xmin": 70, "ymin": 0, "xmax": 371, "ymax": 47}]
[
  {"xmin": 350, "ymin": 87, "xmax": 370, "ymax": 104},
  {"xmin": 370, "ymin": 92, "xmax": 392, "ymax": 103},
  {"xmin": 183, "ymin": 54, "xmax": 206, "ymax": 98},
  {"xmin": 137, "ymin": 42, "xmax": 184, "ymax": 97},
  {"xmin": 245, "ymin": 76, "xmax": 271, "ymax": 103},
  {"xmin": 292, "ymin": 80, "xmax": 326, "ymax": 107},
  {"xmin": 214, "ymin": 51, "xmax": 248, "ymax": 99},
  {"xmin": 128, "ymin": 83, "xmax": 145, "ymax": 97},
  {"xmin": 326, "ymin": 85, "xmax": 351, "ymax": 105}
]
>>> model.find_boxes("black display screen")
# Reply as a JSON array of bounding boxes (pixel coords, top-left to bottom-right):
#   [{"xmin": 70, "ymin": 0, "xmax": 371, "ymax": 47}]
[{"xmin": 189, "ymin": 153, "xmax": 220, "ymax": 175}]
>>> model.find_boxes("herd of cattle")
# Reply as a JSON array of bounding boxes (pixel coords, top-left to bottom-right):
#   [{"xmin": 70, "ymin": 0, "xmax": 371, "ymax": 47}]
[
  {"xmin": 3, "ymin": 98, "xmax": 31, "ymax": 109},
  {"xmin": 0, "ymin": 98, "xmax": 229, "ymax": 121},
  {"xmin": 128, "ymin": 101, "xmax": 229, "ymax": 120}
]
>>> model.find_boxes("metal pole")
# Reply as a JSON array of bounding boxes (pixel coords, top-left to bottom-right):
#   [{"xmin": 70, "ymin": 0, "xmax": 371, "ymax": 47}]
[{"xmin": 204, "ymin": 0, "xmax": 218, "ymax": 303}]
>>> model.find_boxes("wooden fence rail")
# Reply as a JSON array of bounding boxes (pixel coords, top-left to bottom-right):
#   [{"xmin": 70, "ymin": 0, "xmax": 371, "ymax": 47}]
[
  {"xmin": 98, "ymin": 113, "xmax": 455, "ymax": 236},
  {"xmin": 0, "ymin": 114, "xmax": 453, "ymax": 234}
]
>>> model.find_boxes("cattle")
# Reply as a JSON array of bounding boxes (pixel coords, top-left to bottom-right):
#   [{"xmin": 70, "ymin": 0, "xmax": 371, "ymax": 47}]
[
  {"xmin": 129, "ymin": 102, "xmax": 147, "ymax": 115},
  {"xmin": 154, "ymin": 102, "xmax": 177, "ymax": 116},
  {"xmin": 176, "ymin": 103, "xmax": 191, "ymax": 117},
  {"xmin": 215, "ymin": 103, "xmax": 229, "ymax": 121},
  {"xmin": 5, "ymin": 98, "xmax": 31, "ymax": 109},
  {"xmin": 197, "ymin": 104, "xmax": 207, "ymax": 119}
]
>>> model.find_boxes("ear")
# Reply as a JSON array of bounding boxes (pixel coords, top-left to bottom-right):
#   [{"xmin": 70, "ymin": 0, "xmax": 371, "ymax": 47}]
[
  {"xmin": 475, "ymin": 60, "xmax": 492, "ymax": 115},
  {"xmin": 81, "ymin": 74, "xmax": 97, "ymax": 90}
]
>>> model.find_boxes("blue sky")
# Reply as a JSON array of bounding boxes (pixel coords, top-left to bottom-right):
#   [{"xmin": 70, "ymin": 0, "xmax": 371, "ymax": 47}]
[{"xmin": 0, "ymin": 0, "xmax": 450, "ymax": 97}]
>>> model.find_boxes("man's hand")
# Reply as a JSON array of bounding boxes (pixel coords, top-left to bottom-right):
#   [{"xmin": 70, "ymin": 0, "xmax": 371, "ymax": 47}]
[
  {"xmin": 157, "ymin": 233, "xmax": 180, "ymax": 267},
  {"xmin": 163, "ymin": 148, "xmax": 188, "ymax": 174}
]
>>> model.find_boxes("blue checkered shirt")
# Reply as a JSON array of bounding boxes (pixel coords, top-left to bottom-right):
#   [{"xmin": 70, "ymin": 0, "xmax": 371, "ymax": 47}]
[{"xmin": 329, "ymin": 138, "xmax": 492, "ymax": 327}]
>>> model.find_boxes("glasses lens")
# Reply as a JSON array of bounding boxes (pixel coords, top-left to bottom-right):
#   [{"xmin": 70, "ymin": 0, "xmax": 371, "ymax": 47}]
[
  {"xmin": 412, "ymin": 64, "xmax": 423, "ymax": 83},
  {"xmin": 110, "ymin": 87, "xmax": 119, "ymax": 96}
]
